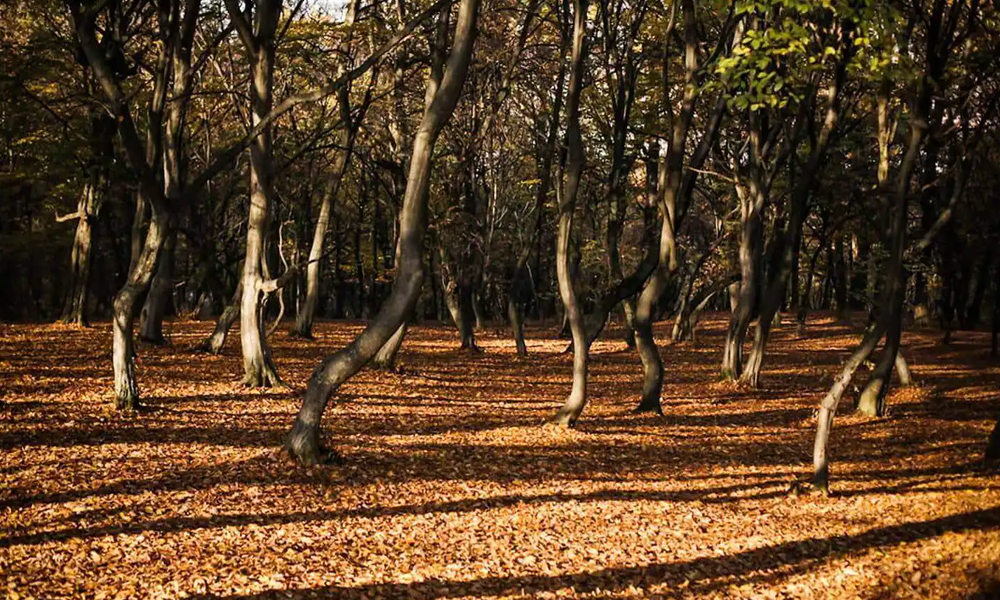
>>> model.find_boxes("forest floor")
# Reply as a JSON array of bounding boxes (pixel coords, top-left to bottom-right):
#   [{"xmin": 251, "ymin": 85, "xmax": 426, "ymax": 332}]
[{"xmin": 1, "ymin": 313, "xmax": 999, "ymax": 599}]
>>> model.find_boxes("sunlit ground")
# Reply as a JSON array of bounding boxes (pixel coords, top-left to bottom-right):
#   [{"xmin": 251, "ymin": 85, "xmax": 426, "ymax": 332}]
[{"xmin": 1, "ymin": 313, "xmax": 999, "ymax": 599}]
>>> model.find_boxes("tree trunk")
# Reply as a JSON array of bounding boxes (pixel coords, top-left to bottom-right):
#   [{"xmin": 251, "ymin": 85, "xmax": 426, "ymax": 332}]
[
  {"xmin": 633, "ymin": 0, "xmax": 703, "ymax": 413},
  {"xmin": 199, "ymin": 281, "xmax": 242, "ymax": 354},
  {"xmin": 236, "ymin": 1, "xmax": 282, "ymax": 388},
  {"xmin": 139, "ymin": 226, "xmax": 176, "ymax": 344},
  {"xmin": 722, "ymin": 187, "xmax": 763, "ymax": 381},
  {"xmin": 987, "ymin": 415, "xmax": 1000, "ymax": 461},
  {"xmin": 60, "ymin": 179, "xmax": 102, "ymax": 326},
  {"xmin": 293, "ymin": 122, "xmax": 353, "ymax": 338},
  {"xmin": 285, "ymin": 0, "xmax": 479, "ymax": 465},
  {"xmin": 741, "ymin": 52, "xmax": 850, "ymax": 386},
  {"xmin": 372, "ymin": 322, "xmax": 408, "ymax": 370},
  {"xmin": 813, "ymin": 48, "xmax": 932, "ymax": 488},
  {"xmin": 548, "ymin": 0, "xmax": 589, "ymax": 426},
  {"xmin": 812, "ymin": 318, "xmax": 886, "ymax": 491}
]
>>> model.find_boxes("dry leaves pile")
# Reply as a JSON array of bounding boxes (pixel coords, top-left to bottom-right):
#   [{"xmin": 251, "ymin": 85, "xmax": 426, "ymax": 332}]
[{"xmin": 1, "ymin": 314, "xmax": 999, "ymax": 599}]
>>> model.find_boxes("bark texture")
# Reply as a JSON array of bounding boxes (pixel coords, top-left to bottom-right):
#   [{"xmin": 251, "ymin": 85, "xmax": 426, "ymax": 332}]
[{"xmin": 286, "ymin": 0, "xmax": 480, "ymax": 464}]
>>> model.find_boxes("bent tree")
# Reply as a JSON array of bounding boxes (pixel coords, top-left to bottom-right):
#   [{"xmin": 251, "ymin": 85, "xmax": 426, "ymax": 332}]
[
  {"xmin": 286, "ymin": 0, "xmax": 480, "ymax": 465},
  {"xmin": 69, "ymin": 0, "xmax": 175, "ymax": 410},
  {"xmin": 548, "ymin": 0, "xmax": 589, "ymax": 426},
  {"xmin": 812, "ymin": 0, "xmax": 982, "ymax": 491}
]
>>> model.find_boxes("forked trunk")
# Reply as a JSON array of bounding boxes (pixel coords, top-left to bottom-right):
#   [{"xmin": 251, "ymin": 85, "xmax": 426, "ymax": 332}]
[
  {"xmin": 372, "ymin": 323, "xmax": 408, "ymax": 370},
  {"xmin": 60, "ymin": 179, "xmax": 102, "ymax": 327}
]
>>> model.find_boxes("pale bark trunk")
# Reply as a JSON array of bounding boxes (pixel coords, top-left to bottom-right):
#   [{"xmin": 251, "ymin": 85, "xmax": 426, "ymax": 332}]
[
  {"xmin": 60, "ymin": 180, "xmax": 101, "ymax": 326},
  {"xmin": 230, "ymin": 0, "xmax": 282, "ymax": 387},
  {"xmin": 548, "ymin": 0, "xmax": 589, "ymax": 426},
  {"xmin": 139, "ymin": 227, "xmax": 175, "ymax": 343},
  {"xmin": 741, "ymin": 52, "xmax": 849, "ymax": 386},
  {"xmin": 813, "ymin": 51, "xmax": 932, "ymax": 488},
  {"xmin": 372, "ymin": 323, "xmax": 407, "ymax": 370},
  {"xmin": 293, "ymin": 129, "xmax": 352, "ymax": 339}
]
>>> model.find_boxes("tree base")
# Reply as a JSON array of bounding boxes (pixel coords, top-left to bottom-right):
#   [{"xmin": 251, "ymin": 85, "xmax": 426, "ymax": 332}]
[
  {"xmin": 788, "ymin": 479, "xmax": 829, "ymax": 497},
  {"xmin": 857, "ymin": 378, "xmax": 885, "ymax": 417},
  {"xmin": 115, "ymin": 393, "xmax": 141, "ymax": 412},
  {"xmin": 285, "ymin": 424, "xmax": 340, "ymax": 466},
  {"xmin": 547, "ymin": 408, "xmax": 577, "ymax": 427},
  {"xmin": 633, "ymin": 398, "xmax": 663, "ymax": 415}
]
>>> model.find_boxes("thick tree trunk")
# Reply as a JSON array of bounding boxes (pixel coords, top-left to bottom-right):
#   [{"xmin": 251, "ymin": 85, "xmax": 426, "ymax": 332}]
[
  {"xmin": 285, "ymin": 0, "xmax": 479, "ymax": 464},
  {"xmin": 548, "ymin": 0, "xmax": 589, "ymax": 426},
  {"xmin": 113, "ymin": 206, "xmax": 170, "ymax": 410},
  {"xmin": 740, "ymin": 55, "xmax": 849, "ymax": 387},
  {"xmin": 722, "ymin": 197, "xmax": 763, "ymax": 381},
  {"xmin": 632, "ymin": 0, "xmax": 703, "ymax": 413},
  {"xmin": 236, "ymin": 2, "xmax": 282, "ymax": 388}
]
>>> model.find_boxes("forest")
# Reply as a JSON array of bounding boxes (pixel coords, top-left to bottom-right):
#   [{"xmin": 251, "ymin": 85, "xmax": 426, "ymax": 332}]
[{"xmin": 2, "ymin": 0, "xmax": 1000, "ymax": 597}]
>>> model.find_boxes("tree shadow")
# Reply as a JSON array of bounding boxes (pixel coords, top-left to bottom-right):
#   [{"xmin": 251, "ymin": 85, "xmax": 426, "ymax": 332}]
[{"xmin": 184, "ymin": 505, "xmax": 1000, "ymax": 599}]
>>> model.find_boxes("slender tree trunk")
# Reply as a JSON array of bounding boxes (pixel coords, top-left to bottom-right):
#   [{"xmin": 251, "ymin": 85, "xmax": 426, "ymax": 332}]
[
  {"xmin": 285, "ymin": 0, "xmax": 479, "ymax": 464},
  {"xmin": 633, "ymin": 0, "xmax": 703, "ymax": 413},
  {"xmin": 199, "ymin": 281, "xmax": 242, "ymax": 354},
  {"xmin": 139, "ymin": 226, "xmax": 176, "ymax": 343},
  {"xmin": 812, "ymin": 318, "xmax": 886, "ymax": 491},
  {"xmin": 813, "ymin": 55, "xmax": 932, "ymax": 488},
  {"xmin": 293, "ymin": 123, "xmax": 353, "ymax": 338},
  {"xmin": 60, "ymin": 178, "xmax": 102, "ymax": 326},
  {"xmin": 548, "ymin": 0, "xmax": 589, "ymax": 426}
]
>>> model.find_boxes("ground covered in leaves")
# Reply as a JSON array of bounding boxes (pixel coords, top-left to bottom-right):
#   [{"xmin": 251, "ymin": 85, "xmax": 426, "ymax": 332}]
[{"xmin": 2, "ymin": 313, "xmax": 999, "ymax": 599}]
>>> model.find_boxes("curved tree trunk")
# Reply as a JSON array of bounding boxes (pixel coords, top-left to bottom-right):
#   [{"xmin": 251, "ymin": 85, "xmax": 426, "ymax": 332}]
[
  {"xmin": 285, "ymin": 0, "xmax": 479, "ymax": 465},
  {"xmin": 812, "ymin": 44, "xmax": 933, "ymax": 488},
  {"xmin": 811, "ymin": 319, "xmax": 886, "ymax": 491},
  {"xmin": 293, "ymin": 37, "xmax": 361, "ymax": 339},
  {"xmin": 199, "ymin": 281, "xmax": 242, "ymax": 354},
  {"xmin": 372, "ymin": 322, "xmax": 408, "ymax": 370},
  {"xmin": 633, "ymin": 0, "xmax": 705, "ymax": 413},
  {"xmin": 72, "ymin": 3, "xmax": 177, "ymax": 411},
  {"xmin": 548, "ymin": 0, "xmax": 589, "ymax": 426}
]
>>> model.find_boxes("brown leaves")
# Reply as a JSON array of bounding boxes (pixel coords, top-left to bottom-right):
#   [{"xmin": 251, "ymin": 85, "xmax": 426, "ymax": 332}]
[{"xmin": 2, "ymin": 316, "xmax": 1000, "ymax": 598}]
